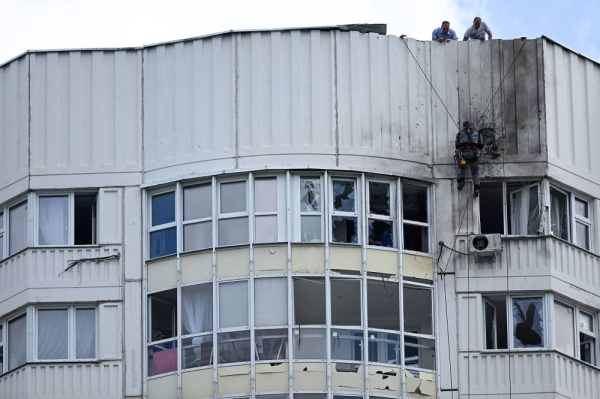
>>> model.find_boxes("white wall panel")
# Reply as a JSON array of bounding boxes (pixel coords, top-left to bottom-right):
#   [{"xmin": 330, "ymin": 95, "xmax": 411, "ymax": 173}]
[
  {"xmin": 0, "ymin": 365, "xmax": 28, "ymax": 398},
  {"xmin": 99, "ymin": 188, "xmax": 122, "ymax": 244},
  {"xmin": 29, "ymin": 50, "xmax": 141, "ymax": 177},
  {"xmin": 555, "ymin": 352, "xmax": 600, "ymax": 399},
  {"xmin": 0, "ymin": 55, "xmax": 29, "ymax": 200},
  {"xmin": 99, "ymin": 303, "xmax": 122, "ymax": 360},
  {"xmin": 545, "ymin": 41, "xmax": 600, "ymax": 189}
]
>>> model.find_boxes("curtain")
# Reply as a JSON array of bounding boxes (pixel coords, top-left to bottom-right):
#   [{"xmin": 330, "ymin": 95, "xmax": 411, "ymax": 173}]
[
  {"xmin": 550, "ymin": 189, "xmax": 569, "ymax": 239},
  {"xmin": 76, "ymin": 309, "xmax": 96, "ymax": 359},
  {"xmin": 39, "ymin": 196, "xmax": 69, "ymax": 245},
  {"xmin": 38, "ymin": 309, "xmax": 68, "ymax": 359},
  {"xmin": 9, "ymin": 202, "xmax": 27, "ymax": 255},
  {"xmin": 182, "ymin": 284, "xmax": 212, "ymax": 335},
  {"xmin": 8, "ymin": 314, "xmax": 26, "ymax": 370}
]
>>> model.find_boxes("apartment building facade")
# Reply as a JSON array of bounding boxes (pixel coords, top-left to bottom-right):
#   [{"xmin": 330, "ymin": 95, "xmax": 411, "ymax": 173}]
[{"xmin": 0, "ymin": 25, "xmax": 598, "ymax": 399}]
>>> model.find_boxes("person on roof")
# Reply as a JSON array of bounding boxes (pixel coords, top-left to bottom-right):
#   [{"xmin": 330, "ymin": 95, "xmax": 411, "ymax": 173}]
[
  {"xmin": 455, "ymin": 120, "xmax": 484, "ymax": 197},
  {"xmin": 432, "ymin": 21, "xmax": 458, "ymax": 42},
  {"xmin": 463, "ymin": 17, "xmax": 492, "ymax": 41}
]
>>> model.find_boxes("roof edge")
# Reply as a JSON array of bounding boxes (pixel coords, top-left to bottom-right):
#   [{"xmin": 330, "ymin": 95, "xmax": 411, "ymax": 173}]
[{"xmin": 542, "ymin": 35, "xmax": 600, "ymax": 66}]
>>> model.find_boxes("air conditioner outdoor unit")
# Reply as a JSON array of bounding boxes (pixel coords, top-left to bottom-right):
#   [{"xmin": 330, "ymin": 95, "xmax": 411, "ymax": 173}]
[{"xmin": 469, "ymin": 234, "xmax": 501, "ymax": 261}]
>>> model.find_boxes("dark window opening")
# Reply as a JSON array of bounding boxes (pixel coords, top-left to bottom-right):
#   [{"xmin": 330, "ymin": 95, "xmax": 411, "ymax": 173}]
[
  {"xmin": 403, "ymin": 224, "xmax": 428, "ymax": 253},
  {"xmin": 331, "ymin": 279, "xmax": 361, "ymax": 326},
  {"xmin": 484, "ymin": 295, "xmax": 508, "ymax": 349},
  {"xmin": 149, "ymin": 289, "xmax": 177, "ymax": 342},
  {"xmin": 332, "ymin": 217, "xmax": 358, "ymax": 243},
  {"xmin": 294, "ymin": 277, "xmax": 325, "ymax": 325},
  {"xmin": 403, "ymin": 184, "xmax": 427, "ymax": 223},
  {"xmin": 368, "ymin": 280, "xmax": 399, "ymax": 330},
  {"xmin": 480, "ymin": 182, "xmax": 503, "ymax": 234},
  {"xmin": 74, "ymin": 193, "xmax": 97, "ymax": 245}
]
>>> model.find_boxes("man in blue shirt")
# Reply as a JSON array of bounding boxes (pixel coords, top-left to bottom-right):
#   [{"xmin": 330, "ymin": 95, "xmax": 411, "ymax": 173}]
[
  {"xmin": 432, "ymin": 21, "xmax": 458, "ymax": 42},
  {"xmin": 463, "ymin": 17, "xmax": 493, "ymax": 41},
  {"xmin": 455, "ymin": 120, "xmax": 484, "ymax": 197}
]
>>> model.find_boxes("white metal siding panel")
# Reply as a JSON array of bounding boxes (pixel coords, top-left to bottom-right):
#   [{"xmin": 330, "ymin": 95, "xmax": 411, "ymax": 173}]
[
  {"xmin": 0, "ymin": 250, "xmax": 28, "ymax": 315},
  {"xmin": 0, "ymin": 55, "xmax": 29, "ymax": 197},
  {"xmin": 99, "ymin": 303, "xmax": 122, "ymax": 360},
  {"xmin": 555, "ymin": 352, "xmax": 600, "ymax": 399},
  {"xmin": 545, "ymin": 41, "xmax": 600, "ymax": 188},
  {"xmin": 98, "ymin": 188, "xmax": 122, "ymax": 244},
  {"xmin": 0, "ymin": 366, "xmax": 28, "ymax": 398},
  {"xmin": 29, "ymin": 362, "xmax": 122, "ymax": 398},
  {"xmin": 143, "ymin": 35, "xmax": 236, "ymax": 172},
  {"xmin": 29, "ymin": 50, "xmax": 141, "ymax": 176}
]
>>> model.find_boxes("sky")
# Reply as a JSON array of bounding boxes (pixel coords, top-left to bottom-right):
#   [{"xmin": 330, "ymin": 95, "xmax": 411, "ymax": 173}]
[{"xmin": 0, "ymin": 0, "xmax": 598, "ymax": 65}]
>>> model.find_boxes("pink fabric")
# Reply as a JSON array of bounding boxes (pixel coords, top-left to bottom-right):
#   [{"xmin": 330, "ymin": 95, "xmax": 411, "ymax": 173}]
[{"xmin": 153, "ymin": 348, "xmax": 177, "ymax": 374}]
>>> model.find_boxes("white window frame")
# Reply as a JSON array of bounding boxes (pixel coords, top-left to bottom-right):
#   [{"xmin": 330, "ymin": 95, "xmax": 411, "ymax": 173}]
[
  {"xmin": 549, "ymin": 183, "xmax": 595, "ymax": 251},
  {"xmin": 552, "ymin": 296, "xmax": 598, "ymax": 366},
  {"xmin": 181, "ymin": 181, "xmax": 213, "ymax": 252},
  {"xmin": 508, "ymin": 182, "xmax": 541, "ymax": 236},
  {"xmin": 0, "ymin": 322, "xmax": 4, "ymax": 374},
  {"xmin": 3, "ymin": 198, "xmax": 29, "ymax": 258},
  {"xmin": 0, "ymin": 210, "xmax": 4, "ymax": 260},
  {"xmin": 292, "ymin": 174, "xmax": 324, "ymax": 243},
  {"xmin": 403, "ymin": 280, "xmax": 436, "ymax": 372},
  {"xmin": 484, "ymin": 298, "xmax": 499, "ymax": 350},
  {"xmin": 329, "ymin": 176, "xmax": 361, "ymax": 245},
  {"xmin": 35, "ymin": 192, "xmax": 98, "ymax": 247},
  {"xmin": 252, "ymin": 173, "xmax": 286, "ymax": 243},
  {"xmin": 401, "ymin": 182, "xmax": 431, "ymax": 254},
  {"xmin": 4, "ymin": 311, "xmax": 27, "ymax": 372},
  {"xmin": 148, "ymin": 188, "xmax": 177, "ymax": 259},
  {"xmin": 217, "ymin": 178, "xmax": 249, "ymax": 246},
  {"xmin": 34, "ymin": 305, "xmax": 97, "ymax": 361},
  {"xmin": 216, "ymin": 279, "xmax": 251, "ymax": 365},
  {"xmin": 366, "ymin": 178, "xmax": 396, "ymax": 248},
  {"xmin": 180, "ymin": 282, "xmax": 214, "ymax": 371}
]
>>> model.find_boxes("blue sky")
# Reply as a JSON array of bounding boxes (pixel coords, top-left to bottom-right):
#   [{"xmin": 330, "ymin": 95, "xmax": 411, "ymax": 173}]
[{"xmin": 0, "ymin": 0, "xmax": 598, "ymax": 65}]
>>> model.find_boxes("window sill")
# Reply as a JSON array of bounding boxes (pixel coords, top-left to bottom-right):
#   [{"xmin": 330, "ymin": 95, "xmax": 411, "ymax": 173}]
[
  {"xmin": 147, "ymin": 370, "xmax": 178, "ymax": 380},
  {"xmin": 402, "ymin": 249, "xmax": 432, "ymax": 257}
]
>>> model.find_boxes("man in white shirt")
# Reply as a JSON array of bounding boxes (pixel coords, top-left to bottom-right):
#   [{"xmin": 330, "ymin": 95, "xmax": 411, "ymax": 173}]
[{"xmin": 463, "ymin": 17, "xmax": 492, "ymax": 41}]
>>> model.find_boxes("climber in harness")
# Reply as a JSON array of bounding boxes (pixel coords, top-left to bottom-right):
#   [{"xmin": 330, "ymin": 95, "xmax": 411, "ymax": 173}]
[{"xmin": 455, "ymin": 120, "xmax": 484, "ymax": 197}]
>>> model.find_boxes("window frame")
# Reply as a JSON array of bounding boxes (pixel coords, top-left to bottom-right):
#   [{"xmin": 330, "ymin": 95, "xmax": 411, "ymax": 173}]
[
  {"xmin": 180, "ymin": 282, "xmax": 214, "ymax": 371},
  {"xmin": 552, "ymin": 296, "xmax": 598, "ymax": 366},
  {"xmin": 401, "ymin": 182, "xmax": 431, "ymax": 254},
  {"xmin": 34, "ymin": 305, "xmax": 97, "ymax": 361},
  {"xmin": 217, "ymin": 178, "xmax": 249, "ymax": 247},
  {"xmin": 4, "ymin": 198, "xmax": 29, "ymax": 258},
  {"xmin": 0, "ymin": 210, "xmax": 4, "ymax": 260},
  {"xmin": 549, "ymin": 183, "xmax": 595, "ymax": 251},
  {"xmin": 35, "ymin": 191, "xmax": 98, "ymax": 247},
  {"xmin": 292, "ymin": 173, "xmax": 325, "ymax": 243},
  {"xmin": 252, "ymin": 173, "xmax": 286, "ymax": 244},
  {"xmin": 329, "ymin": 176, "xmax": 361, "ymax": 245},
  {"xmin": 366, "ymin": 178, "xmax": 396, "ymax": 249},
  {"xmin": 5, "ymin": 311, "xmax": 27, "ymax": 372},
  {"xmin": 181, "ymin": 181, "xmax": 213, "ymax": 253},
  {"xmin": 148, "ymin": 188, "xmax": 177, "ymax": 259},
  {"xmin": 217, "ymin": 279, "xmax": 251, "ymax": 365}
]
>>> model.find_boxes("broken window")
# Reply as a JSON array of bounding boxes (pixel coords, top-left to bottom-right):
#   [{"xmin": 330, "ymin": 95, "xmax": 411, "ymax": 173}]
[
  {"xmin": 255, "ymin": 278, "xmax": 287, "ymax": 327},
  {"xmin": 183, "ymin": 183, "xmax": 212, "ymax": 251},
  {"xmin": 480, "ymin": 181, "xmax": 541, "ymax": 236},
  {"xmin": 483, "ymin": 295, "xmax": 508, "ymax": 350},
  {"xmin": 293, "ymin": 277, "xmax": 325, "ymax": 325},
  {"xmin": 218, "ymin": 180, "xmax": 249, "ymax": 246},
  {"xmin": 255, "ymin": 329, "xmax": 288, "ymax": 361},
  {"xmin": 218, "ymin": 331, "xmax": 251, "ymax": 364},
  {"xmin": 149, "ymin": 191, "xmax": 176, "ymax": 258},
  {"xmin": 331, "ymin": 179, "xmax": 358, "ymax": 244},
  {"xmin": 367, "ymin": 280, "xmax": 399, "ymax": 330},
  {"xmin": 368, "ymin": 181, "xmax": 394, "ymax": 248},
  {"xmin": 579, "ymin": 311, "xmax": 596, "ymax": 365},
  {"xmin": 404, "ymin": 336, "xmax": 436, "ymax": 370},
  {"xmin": 403, "ymin": 285, "xmax": 433, "ymax": 336},
  {"xmin": 254, "ymin": 177, "xmax": 279, "ymax": 243},
  {"xmin": 219, "ymin": 281, "xmax": 248, "ymax": 329},
  {"xmin": 9, "ymin": 201, "xmax": 27, "ymax": 256},
  {"xmin": 554, "ymin": 301, "xmax": 575, "ymax": 357},
  {"xmin": 293, "ymin": 327, "xmax": 326, "ymax": 359},
  {"xmin": 181, "ymin": 284, "xmax": 212, "ymax": 335},
  {"xmin": 331, "ymin": 279, "xmax": 362, "ymax": 326},
  {"xmin": 182, "ymin": 335, "xmax": 213, "ymax": 369},
  {"xmin": 331, "ymin": 329, "xmax": 363, "ymax": 361},
  {"xmin": 298, "ymin": 176, "xmax": 322, "ymax": 242},
  {"xmin": 368, "ymin": 331, "xmax": 400, "ymax": 365},
  {"xmin": 8, "ymin": 313, "xmax": 26, "ymax": 371},
  {"xmin": 402, "ymin": 184, "xmax": 429, "ymax": 253},
  {"xmin": 513, "ymin": 297, "xmax": 544, "ymax": 348},
  {"xmin": 148, "ymin": 289, "xmax": 177, "ymax": 342}
]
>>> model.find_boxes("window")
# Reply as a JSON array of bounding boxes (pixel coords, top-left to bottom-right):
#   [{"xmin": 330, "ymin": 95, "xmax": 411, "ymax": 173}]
[
  {"xmin": 255, "ymin": 329, "xmax": 288, "ymax": 361},
  {"xmin": 484, "ymin": 295, "xmax": 508, "ymax": 350},
  {"xmin": 367, "ymin": 181, "xmax": 394, "ymax": 248},
  {"xmin": 402, "ymin": 184, "xmax": 429, "ymax": 253},
  {"xmin": 218, "ymin": 181, "xmax": 249, "ymax": 246},
  {"xmin": 219, "ymin": 281, "xmax": 248, "ymax": 329},
  {"xmin": 368, "ymin": 332, "xmax": 400, "ymax": 365},
  {"xmin": 553, "ymin": 300, "xmax": 596, "ymax": 365},
  {"xmin": 8, "ymin": 313, "xmax": 26, "ymax": 371},
  {"xmin": 254, "ymin": 177, "xmax": 278, "ymax": 243},
  {"xmin": 183, "ymin": 183, "xmax": 212, "ymax": 252},
  {"xmin": 37, "ymin": 307, "xmax": 96, "ymax": 360},
  {"xmin": 550, "ymin": 185, "xmax": 594, "ymax": 251},
  {"xmin": 293, "ymin": 327, "xmax": 326, "ymax": 360},
  {"xmin": 579, "ymin": 311, "xmax": 596, "ymax": 365},
  {"xmin": 404, "ymin": 282, "xmax": 435, "ymax": 371},
  {"xmin": 293, "ymin": 277, "xmax": 325, "ymax": 325},
  {"xmin": 479, "ymin": 181, "xmax": 541, "ymax": 235},
  {"xmin": 181, "ymin": 283, "xmax": 213, "ymax": 370},
  {"xmin": 331, "ymin": 179, "xmax": 359, "ymax": 244},
  {"xmin": 0, "ymin": 325, "xmax": 3, "ymax": 374},
  {"xmin": 554, "ymin": 301, "xmax": 575, "ymax": 357},
  {"xmin": 37, "ymin": 193, "xmax": 97, "ymax": 246},
  {"xmin": 368, "ymin": 280, "xmax": 399, "ymax": 330},
  {"xmin": 331, "ymin": 279, "xmax": 361, "ymax": 326},
  {"xmin": 9, "ymin": 201, "xmax": 27, "ymax": 256},
  {"xmin": 255, "ymin": 278, "xmax": 287, "ymax": 327},
  {"xmin": 513, "ymin": 297, "xmax": 544, "ymax": 348},
  {"xmin": 148, "ymin": 289, "xmax": 177, "ymax": 376},
  {"xmin": 331, "ymin": 329, "xmax": 363, "ymax": 362},
  {"xmin": 294, "ymin": 175, "xmax": 323, "ymax": 242},
  {"xmin": 0, "ymin": 212, "xmax": 4, "ymax": 260},
  {"xmin": 149, "ymin": 191, "xmax": 176, "ymax": 259}
]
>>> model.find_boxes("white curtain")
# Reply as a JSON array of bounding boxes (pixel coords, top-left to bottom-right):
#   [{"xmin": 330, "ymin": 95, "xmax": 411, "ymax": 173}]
[
  {"xmin": 38, "ymin": 309, "xmax": 68, "ymax": 359},
  {"xmin": 8, "ymin": 314, "xmax": 26, "ymax": 371},
  {"xmin": 39, "ymin": 196, "xmax": 69, "ymax": 245},
  {"xmin": 182, "ymin": 284, "xmax": 213, "ymax": 335},
  {"xmin": 76, "ymin": 309, "xmax": 96, "ymax": 359}
]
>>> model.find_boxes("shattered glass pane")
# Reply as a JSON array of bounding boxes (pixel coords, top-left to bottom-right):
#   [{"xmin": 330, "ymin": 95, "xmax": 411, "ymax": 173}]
[
  {"xmin": 369, "ymin": 181, "xmax": 391, "ymax": 216},
  {"xmin": 255, "ymin": 329, "xmax": 288, "ymax": 361},
  {"xmin": 332, "ymin": 216, "xmax": 358, "ymax": 244},
  {"xmin": 402, "ymin": 184, "xmax": 427, "ymax": 223},
  {"xmin": 333, "ymin": 180, "xmax": 356, "ymax": 212},
  {"xmin": 301, "ymin": 177, "xmax": 321, "ymax": 212},
  {"xmin": 404, "ymin": 336, "xmax": 435, "ymax": 370},
  {"xmin": 368, "ymin": 219, "xmax": 394, "ymax": 247},
  {"xmin": 513, "ymin": 297, "xmax": 544, "ymax": 348},
  {"xmin": 403, "ymin": 286, "xmax": 433, "ymax": 335},
  {"xmin": 331, "ymin": 329, "xmax": 363, "ymax": 361},
  {"xmin": 368, "ymin": 331, "xmax": 400, "ymax": 365},
  {"xmin": 293, "ymin": 327, "xmax": 326, "ymax": 359},
  {"xmin": 403, "ymin": 224, "xmax": 429, "ymax": 253}
]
